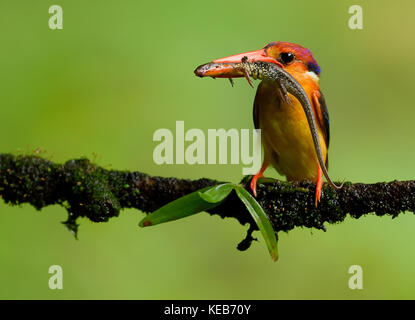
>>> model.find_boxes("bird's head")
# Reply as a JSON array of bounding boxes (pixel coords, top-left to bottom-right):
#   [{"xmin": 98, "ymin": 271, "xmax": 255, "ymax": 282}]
[{"xmin": 201, "ymin": 41, "xmax": 321, "ymax": 83}]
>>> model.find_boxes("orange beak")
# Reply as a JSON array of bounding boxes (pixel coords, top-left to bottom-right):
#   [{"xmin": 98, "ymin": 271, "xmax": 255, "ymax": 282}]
[
  {"xmin": 213, "ymin": 49, "xmax": 280, "ymax": 65},
  {"xmin": 194, "ymin": 48, "xmax": 282, "ymax": 79}
]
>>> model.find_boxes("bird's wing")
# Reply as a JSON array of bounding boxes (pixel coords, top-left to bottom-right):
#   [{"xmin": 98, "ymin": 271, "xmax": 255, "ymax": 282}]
[
  {"xmin": 312, "ymin": 90, "xmax": 330, "ymax": 148},
  {"xmin": 312, "ymin": 90, "xmax": 330, "ymax": 167}
]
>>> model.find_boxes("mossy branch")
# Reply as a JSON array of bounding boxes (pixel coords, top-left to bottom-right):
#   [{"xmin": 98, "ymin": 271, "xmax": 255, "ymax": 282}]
[{"xmin": 1, "ymin": 153, "xmax": 414, "ymax": 248}]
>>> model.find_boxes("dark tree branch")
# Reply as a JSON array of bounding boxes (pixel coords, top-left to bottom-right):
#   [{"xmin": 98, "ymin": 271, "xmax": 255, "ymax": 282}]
[{"xmin": 1, "ymin": 153, "xmax": 414, "ymax": 249}]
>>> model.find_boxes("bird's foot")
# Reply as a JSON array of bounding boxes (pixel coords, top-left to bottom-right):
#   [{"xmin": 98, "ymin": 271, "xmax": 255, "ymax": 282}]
[
  {"xmin": 249, "ymin": 163, "xmax": 270, "ymax": 197},
  {"xmin": 315, "ymin": 167, "xmax": 323, "ymax": 207},
  {"xmin": 250, "ymin": 173, "xmax": 263, "ymax": 198}
]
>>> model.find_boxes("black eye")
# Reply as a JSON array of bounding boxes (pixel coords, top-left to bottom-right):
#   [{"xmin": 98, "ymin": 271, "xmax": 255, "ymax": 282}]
[{"xmin": 278, "ymin": 52, "xmax": 295, "ymax": 65}]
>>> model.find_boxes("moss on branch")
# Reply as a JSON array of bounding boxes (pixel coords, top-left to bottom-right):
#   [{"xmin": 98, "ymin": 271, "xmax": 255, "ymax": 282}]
[{"xmin": 1, "ymin": 153, "xmax": 414, "ymax": 248}]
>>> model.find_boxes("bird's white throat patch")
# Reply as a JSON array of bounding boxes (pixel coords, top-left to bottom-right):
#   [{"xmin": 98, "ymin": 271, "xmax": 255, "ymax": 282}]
[{"xmin": 305, "ymin": 71, "xmax": 320, "ymax": 83}]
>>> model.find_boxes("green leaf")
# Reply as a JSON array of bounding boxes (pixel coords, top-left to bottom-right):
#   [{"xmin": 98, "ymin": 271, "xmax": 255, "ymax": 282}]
[
  {"xmin": 198, "ymin": 183, "xmax": 234, "ymax": 203},
  {"xmin": 234, "ymin": 186, "xmax": 279, "ymax": 261},
  {"xmin": 139, "ymin": 184, "xmax": 233, "ymax": 227}
]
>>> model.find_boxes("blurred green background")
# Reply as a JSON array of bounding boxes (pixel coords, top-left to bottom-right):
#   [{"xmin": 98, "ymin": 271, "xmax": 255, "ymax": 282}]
[{"xmin": 1, "ymin": 0, "xmax": 415, "ymax": 299}]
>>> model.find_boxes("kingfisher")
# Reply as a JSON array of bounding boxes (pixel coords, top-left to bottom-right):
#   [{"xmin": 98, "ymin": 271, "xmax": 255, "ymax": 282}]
[{"xmin": 195, "ymin": 42, "xmax": 337, "ymax": 206}]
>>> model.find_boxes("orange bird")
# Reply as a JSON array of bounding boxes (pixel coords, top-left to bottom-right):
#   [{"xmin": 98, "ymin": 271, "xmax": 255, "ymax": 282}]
[{"xmin": 196, "ymin": 42, "xmax": 340, "ymax": 206}]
